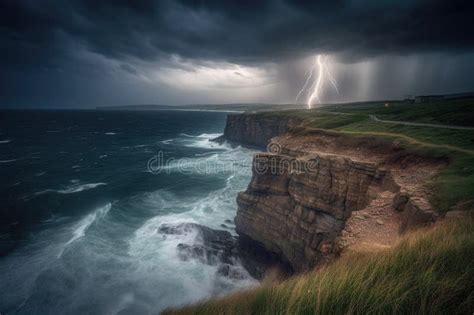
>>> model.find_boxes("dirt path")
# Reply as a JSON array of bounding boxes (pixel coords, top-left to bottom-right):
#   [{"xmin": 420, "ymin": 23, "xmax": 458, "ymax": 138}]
[
  {"xmin": 323, "ymin": 111, "xmax": 474, "ymax": 130},
  {"xmin": 369, "ymin": 114, "xmax": 474, "ymax": 130}
]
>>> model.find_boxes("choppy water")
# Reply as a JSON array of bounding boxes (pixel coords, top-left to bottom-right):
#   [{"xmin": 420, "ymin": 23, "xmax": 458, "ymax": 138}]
[{"xmin": 0, "ymin": 109, "xmax": 256, "ymax": 314}]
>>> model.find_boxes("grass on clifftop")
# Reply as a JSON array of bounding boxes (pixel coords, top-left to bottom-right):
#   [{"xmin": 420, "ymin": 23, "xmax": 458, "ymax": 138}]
[
  {"xmin": 261, "ymin": 98, "xmax": 474, "ymax": 213},
  {"xmin": 164, "ymin": 217, "xmax": 474, "ymax": 315},
  {"xmin": 323, "ymin": 98, "xmax": 474, "ymax": 127}
]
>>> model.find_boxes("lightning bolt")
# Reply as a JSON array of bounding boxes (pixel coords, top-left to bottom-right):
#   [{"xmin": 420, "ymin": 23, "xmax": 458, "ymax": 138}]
[
  {"xmin": 295, "ymin": 65, "xmax": 315, "ymax": 105},
  {"xmin": 307, "ymin": 55, "xmax": 324, "ymax": 107},
  {"xmin": 296, "ymin": 54, "xmax": 339, "ymax": 109},
  {"xmin": 326, "ymin": 63, "xmax": 339, "ymax": 95}
]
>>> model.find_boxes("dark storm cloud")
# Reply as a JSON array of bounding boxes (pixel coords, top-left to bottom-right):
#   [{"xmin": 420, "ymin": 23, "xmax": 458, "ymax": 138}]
[
  {"xmin": 1, "ymin": 0, "xmax": 474, "ymax": 67},
  {"xmin": 1, "ymin": 0, "xmax": 473, "ymax": 107}
]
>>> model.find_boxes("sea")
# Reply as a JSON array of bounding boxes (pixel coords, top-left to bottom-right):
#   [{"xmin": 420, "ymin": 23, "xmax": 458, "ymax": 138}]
[{"xmin": 0, "ymin": 109, "xmax": 256, "ymax": 314}]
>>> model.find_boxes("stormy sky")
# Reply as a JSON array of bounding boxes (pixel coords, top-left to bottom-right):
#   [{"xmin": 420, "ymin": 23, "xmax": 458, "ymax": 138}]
[{"xmin": 1, "ymin": 0, "xmax": 474, "ymax": 108}]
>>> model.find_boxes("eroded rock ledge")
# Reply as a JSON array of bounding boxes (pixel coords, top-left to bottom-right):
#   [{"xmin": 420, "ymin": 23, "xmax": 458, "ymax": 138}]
[{"xmin": 221, "ymin": 114, "xmax": 447, "ymax": 273}]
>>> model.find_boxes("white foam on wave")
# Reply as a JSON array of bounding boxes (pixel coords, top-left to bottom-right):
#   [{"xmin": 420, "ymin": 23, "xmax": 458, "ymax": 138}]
[
  {"xmin": 197, "ymin": 133, "xmax": 222, "ymax": 138},
  {"xmin": 58, "ymin": 203, "xmax": 112, "ymax": 258},
  {"xmin": 34, "ymin": 182, "xmax": 107, "ymax": 196},
  {"xmin": 128, "ymin": 187, "xmax": 256, "ymax": 306},
  {"xmin": 0, "ymin": 159, "xmax": 17, "ymax": 163},
  {"xmin": 183, "ymin": 133, "xmax": 229, "ymax": 150},
  {"xmin": 0, "ymin": 203, "xmax": 114, "ymax": 311},
  {"xmin": 0, "ymin": 139, "xmax": 11, "ymax": 144},
  {"xmin": 130, "ymin": 143, "xmax": 254, "ymax": 258},
  {"xmin": 127, "ymin": 144, "xmax": 256, "ymax": 303},
  {"xmin": 58, "ymin": 182, "xmax": 107, "ymax": 194},
  {"xmin": 105, "ymin": 132, "xmax": 117, "ymax": 135},
  {"xmin": 161, "ymin": 139, "xmax": 174, "ymax": 144},
  {"xmin": 162, "ymin": 144, "xmax": 249, "ymax": 177},
  {"xmin": 129, "ymin": 214, "xmax": 199, "ymax": 261},
  {"xmin": 161, "ymin": 133, "xmax": 228, "ymax": 151},
  {"xmin": 129, "ymin": 212, "xmax": 256, "ymax": 307}
]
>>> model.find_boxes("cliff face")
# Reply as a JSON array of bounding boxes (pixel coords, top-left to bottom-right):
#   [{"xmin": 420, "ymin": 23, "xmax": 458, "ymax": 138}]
[
  {"xmin": 222, "ymin": 113, "xmax": 302, "ymax": 148},
  {"xmin": 235, "ymin": 151, "xmax": 397, "ymax": 271},
  {"xmin": 223, "ymin": 113, "xmax": 443, "ymax": 272}
]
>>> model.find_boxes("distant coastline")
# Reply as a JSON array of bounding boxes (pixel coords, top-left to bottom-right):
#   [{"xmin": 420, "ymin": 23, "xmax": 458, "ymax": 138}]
[{"xmin": 96, "ymin": 103, "xmax": 305, "ymax": 113}]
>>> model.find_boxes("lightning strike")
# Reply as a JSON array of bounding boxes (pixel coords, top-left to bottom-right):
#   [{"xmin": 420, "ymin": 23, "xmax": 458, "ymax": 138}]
[
  {"xmin": 295, "ymin": 66, "xmax": 315, "ymax": 104},
  {"xmin": 326, "ymin": 65, "xmax": 339, "ymax": 95},
  {"xmin": 307, "ymin": 55, "xmax": 324, "ymax": 107},
  {"xmin": 296, "ymin": 54, "xmax": 339, "ymax": 109}
]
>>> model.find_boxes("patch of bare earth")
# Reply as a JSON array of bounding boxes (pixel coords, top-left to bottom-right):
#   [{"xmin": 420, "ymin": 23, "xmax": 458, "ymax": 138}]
[{"xmin": 338, "ymin": 190, "xmax": 401, "ymax": 253}]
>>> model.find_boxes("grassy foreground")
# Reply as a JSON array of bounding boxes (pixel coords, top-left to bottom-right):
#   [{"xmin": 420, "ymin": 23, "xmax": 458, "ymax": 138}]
[{"xmin": 165, "ymin": 217, "xmax": 474, "ymax": 314}]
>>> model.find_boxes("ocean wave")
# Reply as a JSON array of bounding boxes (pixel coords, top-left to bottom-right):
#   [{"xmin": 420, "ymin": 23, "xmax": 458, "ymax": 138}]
[
  {"xmin": 57, "ymin": 182, "xmax": 107, "ymax": 194},
  {"xmin": 35, "ymin": 182, "xmax": 107, "ymax": 196},
  {"xmin": 194, "ymin": 151, "xmax": 220, "ymax": 157},
  {"xmin": 0, "ymin": 159, "xmax": 17, "ymax": 163},
  {"xmin": 139, "ymin": 147, "xmax": 251, "ymax": 229},
  {"xmin": 182, "ymin": 133, "xmax": 227, "ymax": 149},
  {"xmin": 197, "ymin": 133, "xmax": 222, "ymax": 138},
  {"xmin": 105, "ymin": 132, "xmax": 117, "ymax": 135},
  {"xmin": 128, "ymin": 192, "xmax": 256, "ymax": 299},
  {"xmin": 0, "ymin": 139, "xmax": 11, "ymax": 144},
  {"xmin": 161, "ymin": 133, "xmax": 226, "ymax": 150},
  {"xmin": 58, "ymin": 203, "xmax": 112, "ymax": 257},
  {"xmin": 179, "ymin": 133, "xmax": 221, "ymax": 139},
  {"xmin": 156, "ymin": 144, "xmax": 251, "ymax": 176},
  {"xmin": 161, "ymin": 139, "xmax": 174, "ymax": 144}
]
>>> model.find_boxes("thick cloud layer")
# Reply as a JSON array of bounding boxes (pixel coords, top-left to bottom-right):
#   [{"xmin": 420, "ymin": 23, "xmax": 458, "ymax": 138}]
[{"xmin": 1, "ymin": 0, "xmax": 474, "ymax": 107}]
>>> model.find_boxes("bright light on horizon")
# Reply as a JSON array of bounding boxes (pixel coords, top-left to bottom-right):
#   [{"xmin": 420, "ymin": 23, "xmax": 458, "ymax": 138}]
[{"xmin": 296, "ymin": 54, "xmax": 340, "ymax": 109}]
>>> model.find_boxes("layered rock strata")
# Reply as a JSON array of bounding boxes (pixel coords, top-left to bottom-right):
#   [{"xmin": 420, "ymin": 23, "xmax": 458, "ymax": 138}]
[{"xmin": 223, "ymin": 114, "xmax": 444, "ymax": 272}]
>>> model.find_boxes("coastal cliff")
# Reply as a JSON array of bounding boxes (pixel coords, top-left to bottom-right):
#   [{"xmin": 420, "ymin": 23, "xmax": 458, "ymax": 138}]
[
  {"xmin": 165, "ymin": 101, "xmax": 474, "ymax": 315},
  {"xmin": 218, "ymin": 113, "xmax": 302, "ymax": 148},
  {"xmin": 221, "ymin": 113, "xmax": 444, "ymax": 272},
  {"xmin": 236, "ymin": 151, "xmax": 391, "ymax": 271}
]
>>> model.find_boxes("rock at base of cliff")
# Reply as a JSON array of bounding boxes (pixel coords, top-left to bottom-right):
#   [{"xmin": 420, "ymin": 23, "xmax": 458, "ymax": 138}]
[
  {"xmin": 237, "ymin": 234, "xmax": 294, "ymax": 279},
  {"xmin": 158, "ymin": 222, "xmax": 289, "ymax": 280}
]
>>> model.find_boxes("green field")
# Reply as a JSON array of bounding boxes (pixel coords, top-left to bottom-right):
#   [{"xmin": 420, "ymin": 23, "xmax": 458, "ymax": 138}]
[{"xmin": 321, "ymin": 98, "xmax": 474, "ymax": 127}]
